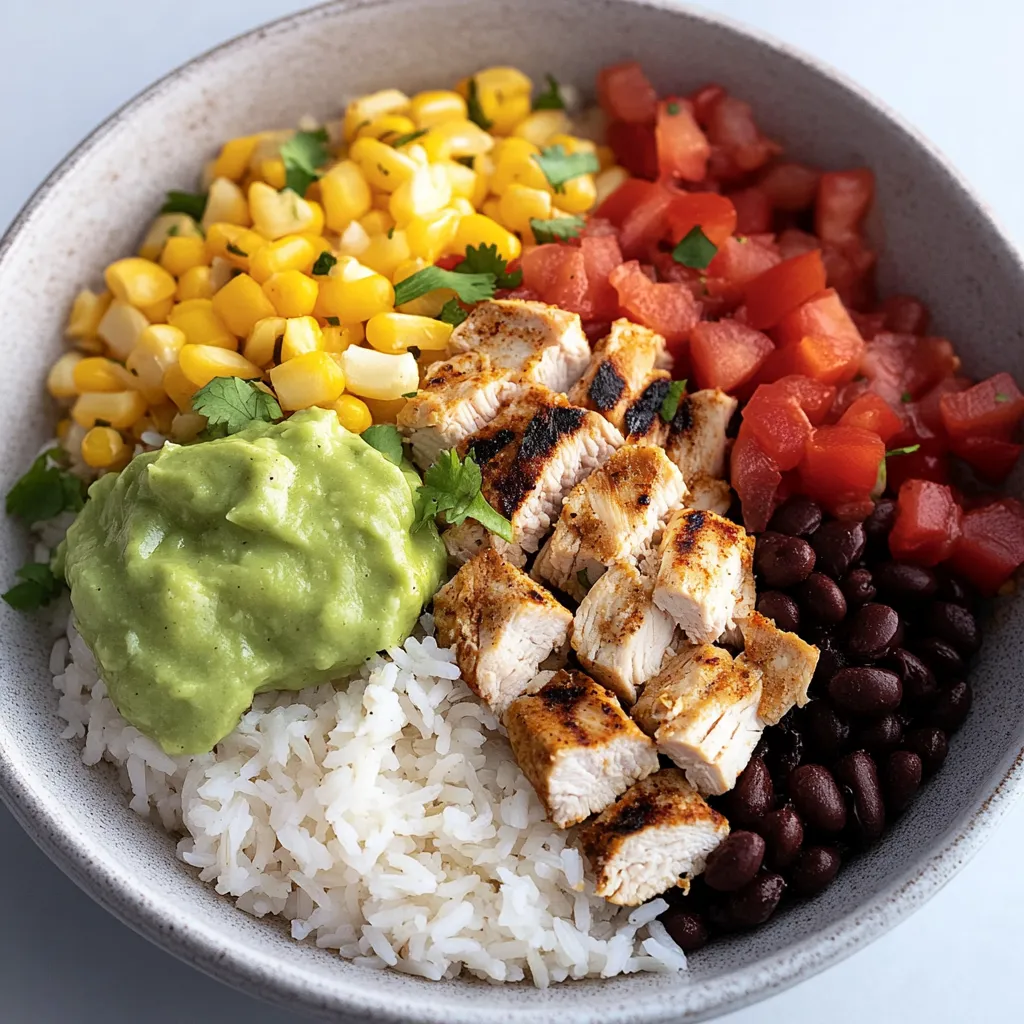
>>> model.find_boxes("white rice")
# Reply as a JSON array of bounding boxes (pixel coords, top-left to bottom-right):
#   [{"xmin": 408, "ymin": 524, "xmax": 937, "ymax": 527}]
[{"xmin": 50, "ymin": 612, "xmax": 688, "ymax": 985}]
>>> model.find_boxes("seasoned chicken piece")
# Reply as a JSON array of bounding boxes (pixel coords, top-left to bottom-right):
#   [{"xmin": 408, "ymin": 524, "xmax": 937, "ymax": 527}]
[
  {"xmin": 578, "ymin": 768, "xmax": 729, "ymax": 905},
  {"xmin": 533, "ymin": 443, "xmax": 686, "ymax": 600},
  {"xmin": 397, "ymin": 351, "xmax": 526, "ymax": 469},
  {"xmin": 448, "ymin": 299, "xmax": 591, "ymax": 393},
  {"xmin": 654, "ymin": 508, "xmax": 755, "ymax": 644},
  {"xmin": 663, "ymin": 388, "xmax": 738, "ymax": 481},
  {"xmin": 448, "ymin": 385, "xmax": 622, "ymax": 560},
  {"xmin": 685, "ymin": 474, "xmax": 733, "ymax": 516},
  {"xmin": 441, "ymin": 522, "xmax": 526, "ymax": 568},
  {"xmin": 619, "ymin": 371, "xmax": 675, "ymax": 446},
  {"xmin": 633, "ymin": 645, "xmax": 763, "ymax": 796},
  {"xmin": 505, "ymin": 669, "xmax": 659, "ymax": 828},
  {"xmin": 433, "ymin": 549, "xmax": 572, "ymax": 717},
  {"xmin": 568, "ymin": 320, "xmax": 669, "ymax": 429},
  {"xmin": 571, "ymin": 561, "xmax": 676, "ymax": 705},
  {"xmin": 740, "ymin": 611, "xmax": 820, "ymax": 726}
]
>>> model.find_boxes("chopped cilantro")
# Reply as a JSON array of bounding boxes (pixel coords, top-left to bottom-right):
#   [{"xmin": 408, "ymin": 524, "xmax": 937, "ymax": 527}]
[
  {"xmin": 666, "ymin": 101, "xmax": 681, "ymax": 115},
  {"xmin": 576, "ymin": 569, "xmax": 591, "ymax": 591},
  {"xmin": 455, "ymin": 155, "xmax": 476, "ymax": 168},
  {"xmin": 161, "ymin": 190, "xmax": 207, "ymax": 220},
  {"xmin": 532, "ymin": 144, "xmax": 600, "ymax": 194},
  {"xmin": 533, "ymin": 74, "xmax": 565, "ymax": 111},
  {"xmin": 393, "ymin": 267, "xmax": 496, "ymax": 307},
  {"xmin": 671, "ymin": 226, "xmax": 717, "ymax": 269},
  {"xmin": 192, "ymin": 377, "xmax": 282, "ymax": 435},
  {"xmin": 402, "ymin": 391, "xmax": 419, "ymax": 399},
  {"xmin": 325, "ymin": 316, "xmax": 341, "ymax": 326},
  {"xmin": 456, "ymin": 243, "xmax": 522, "ymax": 288},
  {"xmin": 279, "ymin": 128, "xmax": 330, "ymax": 197},
  {"xmin": 311, "ymin": 251, "xmax": 338, "ymax": 276},
  {"xmin": 6, "ymin": 449, "xmax": 85, "ymax": 524},
  {"xmin": 900, "ymin": 391, "xmax": 912, "ymax": 403},
  {"xmin": 885, "ymin": 444, "xmax": 921, "ymax": 458},
  {"xmin": 408, "ymin": 346, "xmax": 421, "ymax": 360},
  {"xmin": 659, "ymin": 380, "xmax": 688, "ymax": 422},
  {"xmin": 466, "ymin": 78, "xmax": 493, "ymax": 130},
  {"xmin": 3, "ymin": 562, "xmax": 62, "ymax": 612},
  {"xmin": 361, "ymin": 424, "xmax": 404, "ymax": 465},
  {"xmin": 387, "ymin": 226, "xmax": 395, "ymax": 240},
  {"xmin": 996, "ymin": 392, "xmax": 1010, "ymax": 403},
  {"xmin": 390, "ymin": 129, "xmax": 428, "ymax": 148},
  {"xmin": 414, "ymin": 448, "xmax": 513, "ymax": 542},
  {"xmin": 530, "ymin": 215, "xmax": 585, "ymax": 244},
  {"xmin": 438, "ymin": 298, "xmax": 469, "ymax": 326},
  {"xmin": 225, "ymin": 242, "xmax": 248, "ymax": 258}
]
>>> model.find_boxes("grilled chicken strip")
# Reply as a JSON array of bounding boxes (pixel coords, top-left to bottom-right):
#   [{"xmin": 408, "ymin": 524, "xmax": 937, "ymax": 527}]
[
  {"xmin": 578, "ymin": 768, "xmax": 729, "ymax": 906},
  {"xmin": 663, "ymin": 388, "xmax": 738, "ymax": 481},
  {"xmin": 433, "ymin": 549, "xmax": 572, "ymax": 717},
  {"xmin": 740, "ymin": 611, "xmax": 820, "ymax": 726},
  {"xmin": 447, "ymin": 299, "xmax": 591, "ymax": 393},
  {"xmin": 533, "ymin": 443, "xmax": 686, "ymax": 600},
  {"xmin": 505, "ymin": 669, "xmax": 658, "ymax": 829},
  {"xmin": 443, "ymin": 385, "xmax": 623, "ymax": 563},
  {"xmin": 685, "ymin": 474, "xmax": 733, "ymax": 516},
  {"xmin": 571, "ymin": 560, "xmax": 676, "ymax": 705},
  {"xmin": 653, "ymin": 508, "xmax": 755, "ymax": 644},
  {"xmin": 397, "ymin": 351, "xmax": 525, "ymax": 469},
  {"xmin": 632, "ymin": 645, "xmax": 763, "ymax": 796}
]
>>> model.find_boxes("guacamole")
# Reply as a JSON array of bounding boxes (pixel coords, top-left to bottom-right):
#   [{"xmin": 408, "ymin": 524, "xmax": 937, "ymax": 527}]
[{"xmin": 63, "ymin": 408, "xmax": 446, "ymax": 755}]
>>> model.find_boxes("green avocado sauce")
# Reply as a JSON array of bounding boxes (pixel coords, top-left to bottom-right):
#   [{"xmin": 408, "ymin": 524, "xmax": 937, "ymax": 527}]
[{"xmin": 62, "ymin": 408, "xmax": 446, "ymax": 755}]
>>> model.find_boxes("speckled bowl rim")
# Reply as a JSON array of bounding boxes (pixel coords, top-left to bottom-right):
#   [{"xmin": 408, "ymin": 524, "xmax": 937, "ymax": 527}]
[{"xmin": 2, "ymin": 1, "xmax": 1024, "ymax": 1021}]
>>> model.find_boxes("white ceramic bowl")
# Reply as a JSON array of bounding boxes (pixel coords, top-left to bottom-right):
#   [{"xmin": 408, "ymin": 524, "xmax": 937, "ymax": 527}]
[{"xmin": 2, "ymin": 2, "xmax": 1024, "ymax": 1021}]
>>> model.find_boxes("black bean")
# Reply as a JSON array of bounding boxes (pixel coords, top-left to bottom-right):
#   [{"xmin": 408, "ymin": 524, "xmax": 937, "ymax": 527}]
[
  {"xmin": 873, "ymin": 561, "xmax": 938, "ymax": 604},
  {"xmin": 719, "ymin": 871, "xmax": 786, "ymax": 929},
  {"xmin": 887, "ymin": 648, "xmax": 938, "ymax": 704},
  {"xmin": 904, "ymin": 726, "xmax": 949, "ymax": 776},
  {"xmin": 828, "ymin": 667, "xmax": 902, "ymax": 715},
  {"xmin": 884, "ymin": 750, "xmax": 923, "ymax": 813},
  {"xmin": 705, "ymin": 831, "xmax": 766, "ymax": 892},
  {"xmin": 757, "ymin": 807, "xmax": 804, "ymax": 869},
  {"xmin": 660, "ymin": 907, "xmax": 708, "ymax": 951},
  {"xmin": 834, "ymin": 750, "xmax": 885, "ymax": 843},
  {"xmin": 811, "ymin": 521, "xmax": 866, "ymax": 579},
  {"xmin": 863, "ymin": 498, "xmax": 897, "ymax": 549},
  {"xmin": 762, "ymin": 710, "xmax": 805, "ymax": 791},
  {"xmin": 803, "ymin": 701, "xmax": 850, "ymax": 761},
  {"xmin": 724, "ymin": 757, "xmax": 774, "ymax": 826},
  {"xmin": 789, "ymin": 846, "xmax": 841, "ymax": 896},
  {"xmin": 798, "ymin": 573, "xmax": 847, "ymax": 624},
  {"xmin": 841, "ymin": 568, "xmax": 877, "ymax": 608},
  {"xmin": 855, "ymin": 713, "xmax": 903, "ymax": 755},
  {"xmin": 768, "ymin": 496, "xmax": 823, "ymax": 537},
  {"xmin": 811, "ymin": 631, "xmax": 849, "ymax": 687},
  {"xmin": 789, "ymin": 764, "xmax": 847, "ymax": 832},
  {"xmin": 928, "ymin": 603, "xmax": 980, "ymax": 655},
  {"xmin": 913, "ymin": 637, "xmax": 966, "ymax": 681},
  {"xmin": 755, "ymin": 532, "xmax": 817, "ymax": 588},
  {"xmin": 929, "ymin": 680, "xmax": 973, "ymax": 734},
  {"xmin": 847, "ymin": 603, "xmax": 902, "ymax": 659},
  {"xmin": 756, "ymin": 591, "xmax": 801, "ymax": 633},
  {"xmin": 935, "ymin": 569, "xmax": 972, "ymax": 607}
]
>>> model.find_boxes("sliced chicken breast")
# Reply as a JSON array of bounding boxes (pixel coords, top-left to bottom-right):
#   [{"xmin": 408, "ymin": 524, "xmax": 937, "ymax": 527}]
[
  {"xmin": 740, "ymin": 611, "xmax": 820, "ymax": 726},
  {"xmin": 578, "ymin": 768, "xmax": 730, "ymax": 906},
  {"xmin": 441, "ymin": 522, "xmax": 527, "ymax": 569},
  {"xmin": 663, "ymin": 388, "xmax": 738, "ymax": 482},
  {"xmin": 505, "ymin": 669, "xmax": 659, "ymax": 829},
  {"xmin": 447, "ymin": 299, "xmax": 591, "ymax": 393},
  {"xmin": 571, "ymin": 561, "xmax": 677, "ymax": 705},
  {"xmin": 632, "ymin": 645, "xmax": 764, "ymax": 796},
  {"xmin": 685, "ymin": 474, "xmax": 733, "ymax": 516},
  {"xmin": 533, "ymin": 443, "xmax": 686, "ymax": 600},
  {"xmin": 433, "ymin": 549, "xmax": 572, "ymax": 717}
]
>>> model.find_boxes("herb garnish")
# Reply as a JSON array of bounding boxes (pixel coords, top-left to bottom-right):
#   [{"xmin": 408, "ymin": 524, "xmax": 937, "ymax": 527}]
[
  {"xmin": 161, "ymin": 191, "xmax": 207, "ymax": 220},
  {"xmin": 2, "ymin": 562, "xmax": 62, "ymax": 611},
  {"xmin": 361, "ymin": 424, "xmax": 404, "ymax": 465},
  {"xmin": 530, "ymin": 215, "xmax": 586, "ymax": 244},
  {"xmin": 390, "ymin": 129, "xmax": 428, "ymax": 148},
  {"xmin": 438, "ymin": 298, "xmax": 469, "ymax": 327},
  {"xmin": 533, "ymin": 74, "xmax": 565, "ymax": 111},
  {"xmin": 279, "ymin": 128, "xmax": 330, "ymax": 197},
  {"xmin": 532, "ymin": 144, "xmax": 600, "ymax": 194},
  {"xmin": 671, "ymin": 226, "xmax": 717, "ymax": 269},
  {"xmin": 192, "ymin": 377, "xmax": 282, "ymax": 436},
  {"xmin": 659, "ymin": 380, "xmax": 688, "ymax": 423},
  {"xmin": 885, "ymin": 444, "xmax": 921, "ymax": 458},
  {"xmin": 7, "ymin": 449, "xmax": 85, "ymax": 524},
  {"xmin": 312, "ymin": 251, "xmax": 338, "ymax": 276},
  {"xmin": 414, "ymin": 449, "xmax": 513, "ymax": 541},
  {"xmin": 466, "ymin": 78, "xmax": 493, "ymax": 130}
]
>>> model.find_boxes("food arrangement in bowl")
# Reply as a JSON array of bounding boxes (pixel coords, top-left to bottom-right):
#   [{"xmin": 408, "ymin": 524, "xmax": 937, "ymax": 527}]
[{"xmin": 9, "ymin": 56, "xmax": 1024, "ymax": 988}]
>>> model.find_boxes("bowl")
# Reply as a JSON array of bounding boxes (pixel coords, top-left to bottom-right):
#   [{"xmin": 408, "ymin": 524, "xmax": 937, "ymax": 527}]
[{"xmin": 2, "ymin": 1, "xmax": 1024, "ymax": 1021}]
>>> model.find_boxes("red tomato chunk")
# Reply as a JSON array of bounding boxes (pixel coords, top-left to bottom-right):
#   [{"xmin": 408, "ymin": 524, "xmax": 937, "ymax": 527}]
[
  {"xmin": 690, "ymin": 320, "xmax": 774, "ymax": 393},
  {"xmin": 655, "ymin": 98, "xmax": 710, "ymax": 183},
  {"xmin": 608, "ymin": 260, "xmax": 701, "ymax": 348},
  {"xmin": 744, "ymin": 250, "xmax": 828, "ymax": 330},
  {"xmin": 948, "ymin": 499, "xmax": 1024, "ymax": 595},
  {"xmin": 839, "ymin": 393, "xmax": 903, "ymax": 443},
  {"xmin": 597, "ymin": 62, "xmax": 658, "ymax": 124},
  {"xmin": 816, "ymin": 169, "xmax": 875, "ymax": 245},
  {"xmin": 731, "ymin": 429, "xmax": 782, "ymax": 534},
  {"xmin": 889, "ymin": 479, "xmax": 962, "ymax": 566},
  {"xmin": 799, "ymin": 425, "xmax": 885, "ymax": 519}
]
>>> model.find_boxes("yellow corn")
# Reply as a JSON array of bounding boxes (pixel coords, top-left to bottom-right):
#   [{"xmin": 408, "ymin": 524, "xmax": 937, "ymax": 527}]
[
  {"xmin": 557, "ymin": 173, "xmax": 598, "ymax": 214},
  {"xmin": 337, "ymin": 219, "xmax": 372, "ymax": 259},
  {"xmin": 344, "ymin": 89, "xmax": 411, "ymax": 141},
  {"xmin": 489, "ymin": 142, "xmax": 549, "ymax": 194},
  {"xmin": 549, "ymin": 133, "xmax": 597, "ymax": 155},
  {"xmin": 146, "ymin": 402, "xmax": 177, "ymax": 436},
  {"xmin": 168, "ymin": 298, "xmax": 236, "ymax": 349},
  {"xmin": 452, "ymin": 213, "xmax": 521, "ymax": 261},
  {"xmin": 280, "ymin": 316, "xmax": 324, "ymax": 361},
  {"xmin": 262, "ymin": 270, "xmax": 319, "ymax": 318},
  {"xmin": 513, "ymin": 110, "xmax": 573, "ymax": 147},
  {"xmin": 97, "ymin": 300, "xmax": 150, "ymax": 359},
  {"xmin": 176, "ymin": 266, "xmax": 215, "ymax": 301},
  {"xmin": 314, "ymin": 259, "xmax": 395, "ymax": 322},
  {"xmin": 595, "ymin": 166, "xmax": 630, "ymax": 206},
  {"xmin": 362, "ymin": 396, "xmax": 409, "ymax": 423},
  {"xmin": 104, "ymin": 257, "xmax": 177, "ymax": 309},
  {"xmin": 202, "ymin": 177, "xmax": 251, "ymax": 229},
  {"xmin": 349, "ymin": 137, "xmax": 418, "ymax": 192},
  {"xmin": 420, "ymin": 120, "xmax": 495, "ymax": 162},
  {"xmin": 252, "ymin": 157, "xmax": 287, "ymax": 190},
  {"xmin": 47, "ymin": 352, "xmax": 83, "ymax": 399},
  {"xmin": 80, "ymin": 427, "xmax": 128, "ymax": 469},
  {"xmin": 458, "ymin": 68, "xmax": 533, "ymax": 134},
  {"xmin": 211, "ymin": 273, "xmax": 278, "ymax": 337},
  {"xmin": 409, "ymin": 90, "xmax": 467, "ymax": 129},
  {"xmin": 248, "ymin": 181, "xmax": 318, "ymax": 239},
  {"xmin": 163, "ymin": 362, "xmax": 200, "ymax": 412},
  {"xmin": 243, "ymin": 316, "xmax": 286, "ymax": 367},
  {"xmin": 159, "ymin": 235, "xmax": 208, "ymax": 277},
  {"xmin": 270, "ymin": 351, "xmax": 345, "ymax": 410},
  {"xmin": 438, "ymin": 161, "xmax": 478, "ymax": 202},
  {"xmin": 319, "ymin": 160, "xmax": 373, "ymax": 231},
  {"xmin": 73, "ymin": 357, "xmax": 130, "ymax": 393},
  {"xmin": 498, "ymin": 183, "xmax": 553, "ymax": 234},
  {"xmin": 389, "ymin": 165, "xmax": 452, "ymax": 226},
  {"xmin": 356, "ymin": 114, "xmax": 417, "ymax": 141},
  {"xmin": 204, "ymin": 224, "xmax": 267, "ymax": 270},
  {"xmin": 392, "ymin": 259, "xmax": 451, "ymax": 317},
  {"xmin": 170, "ymin": 412, "xmax": 207, "ymax": 442},
  {"xmin": 324, "ymin": 394, "xmax": 373, "ymax": 433},
  {"xmin": 406, "ymin": 208, "xmax": 460, "ymax": 263},
  {"xmin": 138, "ymin": 213, "xmax": 203, "ymax": 261},
  {"xmin": 481, "ymin": 197, "xmax": 503, "ymax": 223},
  {"xmin": 208, "ymin": 258, "xmax": 236, "ymax": 293},
  {"xmin": 71, "ymin": 390, "xmax": 147, "ymax": 430},
  {"xmin": 56, "ymin": 418, "xmax": 72, "ymax": 441},
  {"xmin": 358, "ymin": 229, "xmax": 411, "ymax": 279},
  {"xmin": 372, "ymin": 189, "xmax": 394, "ymax": 212},
  {"xmin": 66, "ymin": 289, "xmax": 112, "ymax": 339},
  {"xmin": 359, "ymin": 209, "xmax": 395, "ymax": 236},
  {"xmin": 366, "ymin": 312, "xmax": 453, "ymax": 354},
  {"xmin": 178, "ymin": 344, "xmax": 263, "ymax": 388},
  {"xmin": 211, "ymin": 135, "xmax": 261, "ymax": 181},
  {"xmin": 248, "ymin": 234, "xmax": 316, "ymax": 284},
  {"xmin": 321, "ymin": 323, "xmax": 364, "ymax": 353},
  {"xmin": 341, "ymin": 346, "xmax": 418, "ymax": 401},
  {"xmin": 126, "ymin": 324, "xmax": 187, "ymax": 403},
  {"xmin": 139, "ymin": 295, "xmax": 175, "ymax": 323},
  {"xmin": 450, "ymin": 197, "xmax": 476, "ymax": 217},
  {"xmin": 300, "ymin": 233, "xmax": 334, "ymax": 261}
]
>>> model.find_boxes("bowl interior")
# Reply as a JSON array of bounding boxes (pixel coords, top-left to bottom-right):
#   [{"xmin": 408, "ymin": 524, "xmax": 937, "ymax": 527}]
[{"xmin": 2, "ymin": 1, "xmax": 1023, "ymax": 1022}]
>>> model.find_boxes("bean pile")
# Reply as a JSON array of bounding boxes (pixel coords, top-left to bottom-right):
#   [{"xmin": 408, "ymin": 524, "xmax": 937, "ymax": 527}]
[{"xmin": 659, "ymin": 495, "xmax": 979, "ymax": 951}]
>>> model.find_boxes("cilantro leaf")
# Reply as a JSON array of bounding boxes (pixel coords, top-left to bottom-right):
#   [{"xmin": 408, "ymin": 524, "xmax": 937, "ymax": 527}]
[
  {"xmin": 361, "ymin": 424, "xmax": 404, "ymax": 465},
  {"xmin": 576, "ymin": 568, "xmax": 591, "ymax": 591},
  {"xmin": 161, "ymin": 190, "xmax": 207, "ymax": 220},
  {"xmin": 532, "ymin": 145, "xmax": 600, "ymax": 194},
  {"xmin": 466, "ymin": 78, "xmax": 493, "ymax": 130},
  {"xmin": 885, "ymin": 444, "xmax": 921, "ymax": 458},
  {"xmin": 390, "ymin": 129, "xmax": 428, "ymax": 148},
  {"xmin": 7, "ymin": 449, "xmax": 85, "ymax": 524},
  {"xmin": 414, "ymin": 449, "xmax": 513, "ymax": 542},
  {"xmin": 393, "ymin": 266, "xmax": 496, "ymax": 307},
  {"xmin": 438, "ymin": 298, "xmax": 469, "ymax": 327},
  {"xmin": 530, "ymin": 215, "xmax": 585, "ymax": 244},
  {"xmin": 659, "ymin": 380, "xmax": 688, "ymax": 423},
  {"xmin": 192, "ymin": 377, "xmax": 282, "ymax": 435},
  {"xmin": 900, "ymin": 391, "xmax": 912, "ymax": 403},
  {"xmin": 671, "ymin": 226, "xmax": 717, "ymax": 269},
  {"xmin": 226, "ymin": 242, "xmax": 248, "ymax": 258},
  {"xmin": 2, "ymin": 562, "xmax": 62, "ymax": 612},
  {"xmin": 325, "ymin": 316, "xmax": 341, "ymax": 326},
  {"xmin": 666, "ymin": 101, "xmax": 681, "ymax": 116},
  {"xmin": 456, "ymin": 243, "xmax": 522, "ymax": 288},
  {"xmin": 279, "ymin": 128, "xmax": 330, "ymax": 197},
  {"xmin": 533, "ymin": 74, "xmax": 565, "ymax": 111},
  {"xmin": 312, "ymin": 251, "xmax": 338, "ymax": 276},
  {"xmin": 996, "ymin": 392, "xmax": 1010, "ymax": 403}
]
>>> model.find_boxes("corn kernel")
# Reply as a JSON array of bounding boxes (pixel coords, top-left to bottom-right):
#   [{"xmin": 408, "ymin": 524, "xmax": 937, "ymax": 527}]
[
  {"xmin": 299, "ymin": 234, "xmax": 334, "ymax": 261},
  {"xmin": 321, "ymin": 323, "xmax": 364, "ymax": 353},
  {"xmin": 104, "ymin": 258, "xmax": 177, "ymax": 309},
  {"xmin": 56, "ymin": 418, "xmax": 72, "ymax": 442},
  {"xmin": 498, "ymin": 183, "xmax": 553, "ymax": 234},
  {"xmin": 97, "ymin": 300, "xmax": 150, "ymax": 359},
  {"xmin": 159, "ymin": 235, "xmax": 208, "ymax": 277},
  {"xmin": 594, "ymin": 166, "xmax": 630, "ymax": 206},
  {"xmin": 452, "ymin": 213, "xmax": 521, "ymax": 261},
  {"xmin": 305, "ymin": 200, "xmax": 325, "ymax": 237},
  {"xmin": 202, "ymin": 177, "xmax": 251, "ymax": 230},
  {"xmin": 489, "ymin": 93, "xmax": 532, "ymax": 136},
  {"xmin": 341, "ymin": 346, "xmax": 418, "ymax": 401},
  {"xmin": 359, "ymin": 209, "xmax": 395, "ymax": 235},
  {"xmin": 248, "ymin": 235, "xmax": 316, "ymax": 284},
  {"xmin": 176, "ymin": 266, "xmax": 215, "ymax": 301},
  {"xmin": 319, "ymin": 160, "xmax": 372, "ymax": 232},
  {"xmin": 280, "ymin": 316, "xmax": 324, "ymax": 361},
  {"xmin": 147, "ymin": 402, "xmax": 177, "ymax": 436},
  {"xmin": 558, "ymin": 173, "xmax": 598, "ymax": 214},
  {"xmin": 205, "ymin": 224, "xmax": 267, "ymax": 270},
  {"xmin": 313, "ymin": 259, "xmax": 395, "ymax": 322},
  {"xmin": 73, "ymin": 357, "xmax": 131, "ymax": 394},
  {"xmin": 389, "ymin": 165, "xmax": 452, "ymax": 226},
  {"xmin": 359, "ymin": 229, "xmax": 411, "ymax": 279},
  {"xmin": 270, "ymin": 351, "xmax": 345, "ymax": 411},
  {"xmin": 409, "ymin": 90, "xmax": 468, "ymax": 129},
  {"xmin": 208, "ymin": 258, "xmax": 235, "ymax": 292},
  {"xmin": 344, "ymin": 89, "xmax": 410, "ymax": 141},
  {"xmin": 356, "ymin": 114, "xmax": 417, "ymax": 141},
  {"xmin": 169, "ymin": 412, "xmax": 205, "ymax": 442},
  {"xmin": 391, "ymin": 259, "xmax": 451, "ymax": 317},
  {"xmin": 362, "ymin": 396, "xmax": 409, "ymax": 423},
  {"xmin": 243, "ymin": 317, "xmax": 286, "ymax": 367},
  {"xmin": 252, "ymin": 157, "xmax": 287, "ymax": 190},
  {"xmin": 212, "ymin": 135, "xmax": 261, "ymax": 181},
  {"xmin": 366, "ymin": 312, "xmax": 453, "ymax": 354},
  {"xmin": 420, "ymin": 120, "xmax": 495, "ymax": 162},
  {"xmin": 406, "ymin": 208, "xmax": 460, "ymax": 263},
  {"xmin": 372, "ymin": 189, "xmax": 393, "ymax": 212},
  {"xmin": 211, "ymin": 273, "xmax": 277, "ymax": 337},
  {"xmin": 66, "ymin": 289, "xmax": 112, "ymax": 339},
  {"xmin": 71, "ymin": 390, "xmax": 147, "ymax": 430},
  {"xmin": 512, "ymin": 110, "xmax": 573, "ymax": 147},
  {"xmin": 168, "ymin": 298, "xmax": 236, "ymax": 349},
  {"xmin": 337, "ymin": 219, "xmax": 372, "ymax": 258},
  {"xmin": 458, "ymin": 68, "xmax": 532, "ymax": 133},
  {"xmin": 47, "ymin": 352, "xmax": 83, "ymax": 399},
  {"xmin": 178, "ymin": 344, "xmax": 263, "ymax": 388},
  {"xmin": 126, "ymin": 324, "xmax": 187, "ymax": 403},
  {"xmin": 349, "ymin": 137, "xmax": 418, "ymax": 193},
  {"xmin": 163, "ymin": 363, "xmax": 200, "ymax": 412},
  {"xmin": 139, "ymin": 295, "xmax": 175, "ymax": 323},
  {"xmin": 138, "ymin": 213, "xmax": 203, "ymax": 261},
  {"xmin": 489, "ymin": 144, "xmax": 549, "ymax": 195},
  {"xmin": 261, "ymin": 270, "xmax": 319, "ymax": 318},
  {"xmin": 450, "ymin": 197, "xmax": 476, "ymax": 217},
  {"xmin": 437, "ymin": 161, "xmax": 478, "ymax": 203},
  {"xmin": 80, "ymin": 426, "xmax": 127, "ymax": 469},
  {"xmin": 248, "ymin": 181, "xmax": 317, "ymax": 239},
  {"xmin": 325, "ymin": 394, "xmax": 373, "ymax": 433}
]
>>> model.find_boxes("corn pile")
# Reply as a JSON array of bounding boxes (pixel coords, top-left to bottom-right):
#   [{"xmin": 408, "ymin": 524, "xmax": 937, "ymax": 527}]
[{"xmin": 46, "ymin": 68, "xmax": 630, "ymax": 471}]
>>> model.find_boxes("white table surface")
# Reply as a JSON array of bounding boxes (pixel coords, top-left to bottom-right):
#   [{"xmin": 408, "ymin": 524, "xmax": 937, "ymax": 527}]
[{"xmin": 2, "ymin": 1, "xmax": 1022, "ymax": 1020}]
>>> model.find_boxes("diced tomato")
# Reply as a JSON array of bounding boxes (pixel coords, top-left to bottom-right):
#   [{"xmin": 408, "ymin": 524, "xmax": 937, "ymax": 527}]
[
  {"xmin": 767, "ymin": 375, "xmax": 836, "ymax": 424},
  {"xmin": 495, "ymin": 286, "xmax": 541, "ymax": 302},
  {"xmin": 655, "ymin": 98, "xmax": 710, "ymax": 183},
  {"xmin": 775, "ymin": 288, "xmax": 863, "ymax": 347},
  {"xmin": 889, "ymin": 479, "xmax": 962, "ymax": 566},
  {"xmin": 689, "ymin": 84, "xmax": 726, "ymax": 126},
  {"xmin": 939, "ymin": 372, "xmax": 1024, "ymax": 441},
  {"xmin": 776, "ymin": 229, "xmax": 820, "ymax": 260},
  {"xmin": 665, "ymin": 192, "xmax": 737, "ymax": 247},
  {"xmin": 839, "ymin": 393, "xmax": 903, "ymax": 442},
  {"xmin": 850, "ymin": 309, "xmax": 888, "ymax": 340},
  {"xmin": 615, "ymin": 182, "xmax": 674, "ymax": 259},
  {"xmin": 758, "ymin": 333, "xmax": 863, "ymax": 386},
  {"xmin": 706, "ymin": 96, "xmax": 780, "ymax": 179},
  {"xmin": 759, "ymin": 163, "xmax": 821, "ymax": 211},
  {"xmin": 732, "ymin": 427, "xmax": 783, "ymax": 533},
  {"xmin": 860, "ymin": 332, "xmax": 960, "ymax": 405},
  {"xmin": 881, "ymin": 294, "xmax": 930, "ymax": 335},
  {"xmin": 884, "ymin": 447, "xmax": 949, "ymax": 495},
  {"xmin": 594, "ymin": 178, "xmax": 656, "ymax": 226},
  {"xmin": 705, "ymin": 235, "xmax": 781, "ymax": 309},
  {"xmin": 606, "ymin": 120, "xmax": 659, "ymax": 180},
  {"xmin": 916, "ymin": 376, "xmax": 971, "ymax": 437},
  {"xmin": 690, "ymin": 320, "xmax": 774, "ymax": 393},
  {"xmin": 434, "ymin": 254, "xmax": 463, "ymax": 271},
  {"xmin": 821, "ymin": 238, "xmax": 877, "ymax": 311},
  {"xmin": 742, "ymin": 385, "xmax": 813, "ymax": 470},
  {"xmin": 799, "ymin": 424, "xmax": 885, "ymax": 518},
  {"xmin": 728, "ymin": 187, "xmax": 773, "ymax": 234},
  {"xmin": 579, "ymin": 234, "xmax": 623, "ymax": 321},
  {"xmin": 579, "ymin": 217, "xmax": 618, "ymax": 239},
  {"xmin": 744, "ymin": 250, "xmax": 828, "ymax": 330},
  {"xmin": 816, "ymin": 169, "xmax": 875, "ymax": 245},
  {"xmin": 583, "ymin": 320, "xmax": 612, "ymax": 344},
  {"xmin": 951, "ymin": 435, "xmax": 1023, "ymax": 484},
  {"xmin": 597, "ymin": 62, "xmax": 658, "ymax": 124},
  {"xmin": 521, "ymin": 244, "xmax": 591, "ymax": 317},
  {"xmin": 608, "ymin": 260, "xmax": 701, "ymax": 348},
  {"xmin": 948, "ymin": 499, "xmax": 1024, "ymax": 595}
]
